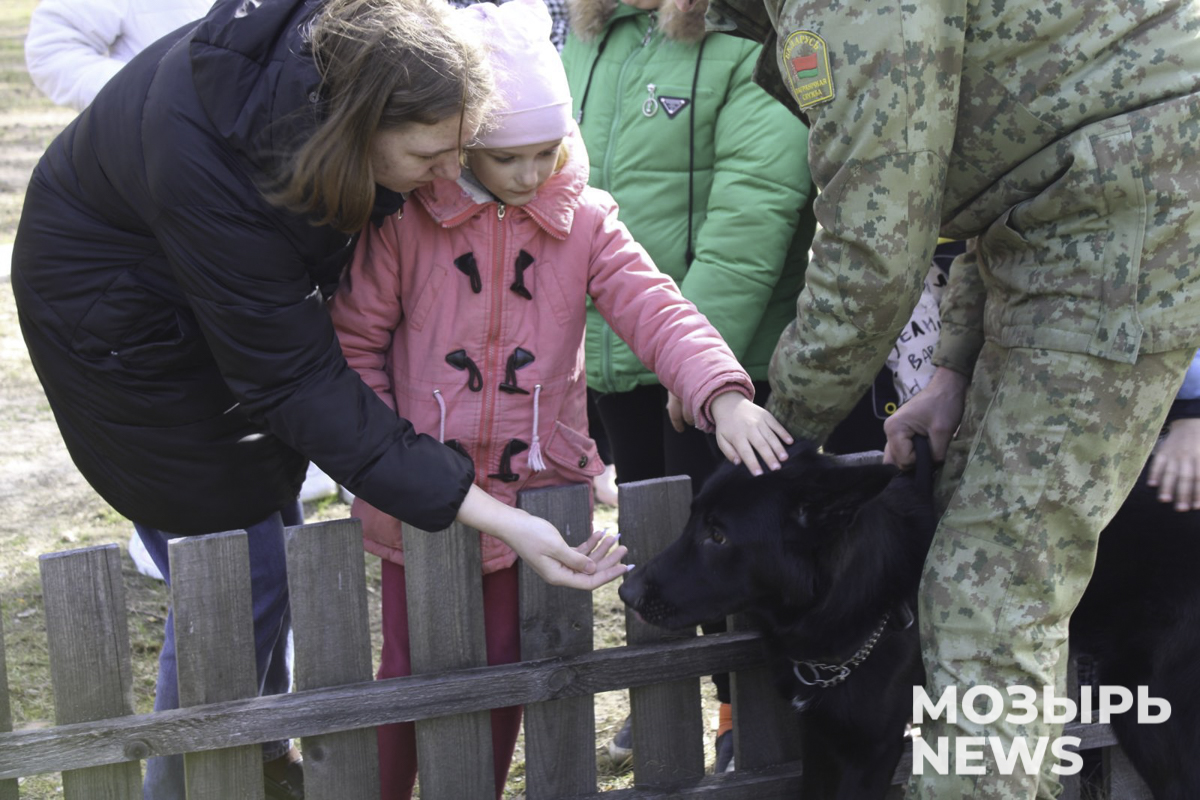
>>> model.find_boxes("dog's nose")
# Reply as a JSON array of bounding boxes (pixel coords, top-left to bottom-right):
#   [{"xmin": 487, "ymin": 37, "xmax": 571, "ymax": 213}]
[{"xmin": 617, "ymin": 567, "xmax": 645, "ymax": 609}]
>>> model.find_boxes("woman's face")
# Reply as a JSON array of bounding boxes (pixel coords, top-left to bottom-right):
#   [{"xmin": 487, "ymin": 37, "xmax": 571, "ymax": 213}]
[{"xmin": 370, "ymin": 115, "xmax": 474, "ymax": 193}]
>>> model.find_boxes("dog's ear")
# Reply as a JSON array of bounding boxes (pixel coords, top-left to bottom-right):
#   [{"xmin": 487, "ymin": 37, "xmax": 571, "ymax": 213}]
[{"xmin": 790, "ymin": 462, "xmax": 898, "ymax": 539}]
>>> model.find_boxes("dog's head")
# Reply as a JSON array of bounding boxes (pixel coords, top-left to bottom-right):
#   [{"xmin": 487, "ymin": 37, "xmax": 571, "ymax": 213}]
[{"xmin": 619, "ymin": 441, "xmax": 904, "ymax": 630}]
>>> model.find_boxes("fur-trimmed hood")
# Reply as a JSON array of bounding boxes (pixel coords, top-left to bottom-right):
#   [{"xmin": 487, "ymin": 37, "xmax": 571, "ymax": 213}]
[{"xmin": 568, "ymin": 0, "xmax": 708, "ymax": 43}]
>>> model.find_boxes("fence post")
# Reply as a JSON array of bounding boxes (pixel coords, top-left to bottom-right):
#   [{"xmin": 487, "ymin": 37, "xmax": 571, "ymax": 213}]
[
  {"xmin": 728, "ymin": 612, "xmax": 803, "ymax": 771},
  {"xmin": 285, "ymin": 519, "xmax": 379, "ymax": 800},
  {"xmin": 0, "ymin": 610, "xmax": 19, "ymax": 800},
  {"xmin": 1102, "ymin": 746, "xmax": 1153, "ymax": 800},
  {"xmin": 404, "ymin": 521, "xmax": 494, "ymax": 799},
  {"xmin": 517, "ymin": 483, "xmax": 596, "ymax": 798},
  {"xmin": 39, "ymin": 544, "xmax": 140, "ymax": 799},
  {"xmin": 619, "ymin": 476, "xmax": 705, "ymax": 786},
  {"xmin": 169, "ymin": 532, "xmax": 264, "ymax": 800}
]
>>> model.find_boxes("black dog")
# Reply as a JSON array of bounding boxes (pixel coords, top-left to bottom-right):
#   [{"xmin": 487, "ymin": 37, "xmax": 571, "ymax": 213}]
[{"xmin": 619, "ymin": 441, "xmax": 1200, "ymax": 799}]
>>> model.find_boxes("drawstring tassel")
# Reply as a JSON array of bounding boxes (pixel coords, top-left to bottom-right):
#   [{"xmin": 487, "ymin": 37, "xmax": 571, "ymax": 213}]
[
  {"xmin": 529, "ymin": 384, "xmax": 546, "ymax": 472},
  {"xmin": 433, "ymin": 388, "xmax": 447, "ymax": 443}
]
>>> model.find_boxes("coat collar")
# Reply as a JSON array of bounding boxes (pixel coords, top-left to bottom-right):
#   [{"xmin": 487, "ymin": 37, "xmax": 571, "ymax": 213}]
[
  {"xmin": 568, "ymin": 0, "xmax": 709, "ymax": 44},
  {"xmin": 412, "ymin": 124, "xmax": 591, "ymax": 240}
]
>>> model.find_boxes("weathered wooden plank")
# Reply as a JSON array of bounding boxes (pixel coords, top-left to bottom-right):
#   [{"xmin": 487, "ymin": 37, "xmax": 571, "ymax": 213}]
[
  {"xmin": 0, "ymin": 611, "xmax": 19, "ymax": 800},
  {"xmin": 0, "ymin": 631, "xmax": 767, "ymax": 778},
  {"xmin": 1102, "ymin": 745, "xmax": 1154, "ymax": 800},
  {"xmin": 39, "ymin": 544, "xmax": 140, "ymax": 799},
  {"xmin": 0, "ymin": 624, "xmax": 1126, "ymax": 783},
  {"xmin": 404, "ymin": 521, "xmax": 493, "ymax": 800},
  {"xmin": 563, "ymin": 760, "xmax": 806, "ymax": 798},
  {"xmin": 169, "ymin": 532, "xmax": 264, "ymax": 800},
  {"xmin": 620, "ymin": 476, "xmax": 705, "ymax": 786},
  {"xmin": 285, "ymin": 519, "xmax": 379, "ymax": 800},
  {"xmin": 518, "ymin": 484, "xmax": 596, "ymax": 799},
  {"xmin": 727, "ymin": 613, "xmax": 802, "ymax": 771}
]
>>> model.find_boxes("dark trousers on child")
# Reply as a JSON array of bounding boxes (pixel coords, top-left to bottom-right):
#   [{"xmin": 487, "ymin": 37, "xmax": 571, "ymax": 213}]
[{"xmin": 376, "ymin": 560, "xmax": 523, "ymax": 799}]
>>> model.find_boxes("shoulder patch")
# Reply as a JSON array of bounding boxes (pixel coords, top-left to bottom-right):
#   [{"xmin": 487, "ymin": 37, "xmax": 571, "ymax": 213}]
[{"xmin": 780, "ymin": 30, "xmax": 835, "ymax": 110}]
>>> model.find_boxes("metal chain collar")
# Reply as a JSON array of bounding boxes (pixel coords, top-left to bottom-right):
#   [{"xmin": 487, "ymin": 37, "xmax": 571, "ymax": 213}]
[{"xmin": 791, "ymin": 611, "xmax": 892, "ymax": 689}]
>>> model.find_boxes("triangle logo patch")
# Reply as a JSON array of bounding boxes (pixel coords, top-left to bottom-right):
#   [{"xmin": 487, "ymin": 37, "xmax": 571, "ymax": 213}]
[{"xmin": 658, "ymin": 96, "xmax": 690, "ymax": 119}]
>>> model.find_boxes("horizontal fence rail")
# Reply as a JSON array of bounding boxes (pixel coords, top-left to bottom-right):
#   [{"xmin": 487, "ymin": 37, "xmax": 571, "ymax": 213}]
[{"xmin": 0, "ymin": 475, "xmax": 1154, "ymax": 799}]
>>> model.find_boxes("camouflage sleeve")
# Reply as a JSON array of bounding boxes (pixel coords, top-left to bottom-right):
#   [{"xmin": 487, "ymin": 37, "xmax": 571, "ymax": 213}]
[
  {"xmin": 932, "ymin": 238, "xmax": 986, "ymax": 376},
  {"xmin": 764, "ymin": 0, "xmax": 964, "ymax": 443}
]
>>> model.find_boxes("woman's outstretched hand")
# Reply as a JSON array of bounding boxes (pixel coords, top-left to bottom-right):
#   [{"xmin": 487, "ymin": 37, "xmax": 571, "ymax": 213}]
[{"xmin": 457, "ymin": 485, "xmax": 629, "ymax": 589}]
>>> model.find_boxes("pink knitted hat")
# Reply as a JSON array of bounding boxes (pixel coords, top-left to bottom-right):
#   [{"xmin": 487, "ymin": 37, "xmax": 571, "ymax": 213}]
[{"xmin": 459, "ymin": 0, "xmax": 573, "ymax": 148}]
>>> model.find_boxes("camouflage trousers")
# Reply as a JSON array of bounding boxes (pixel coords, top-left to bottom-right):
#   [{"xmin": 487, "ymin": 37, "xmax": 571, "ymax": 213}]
[{"xmin": 906, "ymin": 343, "xmax": 1195, "ymax": 800}]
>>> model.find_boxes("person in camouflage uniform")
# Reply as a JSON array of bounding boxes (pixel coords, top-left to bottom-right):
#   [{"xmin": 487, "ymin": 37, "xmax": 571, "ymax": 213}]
[{"xmin": 687, "ymin": 0, "xmax": 1200, "ymax": 795}]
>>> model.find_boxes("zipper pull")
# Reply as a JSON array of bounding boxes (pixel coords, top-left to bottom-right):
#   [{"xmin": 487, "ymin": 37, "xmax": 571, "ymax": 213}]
[
  {"xmin": 642, "ymin": 83, "xmax": 658, "ymax": 117},
  {"xmin": 497, "ymin": 202, "xmax": 506, "ymax": 220}
]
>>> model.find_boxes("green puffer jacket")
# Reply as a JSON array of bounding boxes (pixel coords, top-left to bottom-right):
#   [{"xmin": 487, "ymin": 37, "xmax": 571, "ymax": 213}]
[{"xmin": 562, "ymin": 0, "xmax": 815, "ymax": 393}]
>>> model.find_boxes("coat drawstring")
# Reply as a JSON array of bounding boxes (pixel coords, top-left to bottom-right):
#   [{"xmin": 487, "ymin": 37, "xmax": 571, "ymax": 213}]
[
  {"xmin": 433, "ymin": 388, "xmax": 447, "ymax": 443},
  {"xmin": 529, "ymin": 384, "xmax": 545, "ymax": 472}
]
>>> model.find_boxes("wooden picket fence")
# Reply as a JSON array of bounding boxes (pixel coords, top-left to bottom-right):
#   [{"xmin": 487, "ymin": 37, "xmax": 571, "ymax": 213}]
[{"xmin": 0, "ymin": 476, "xmax": 1155, "ymax": 799}]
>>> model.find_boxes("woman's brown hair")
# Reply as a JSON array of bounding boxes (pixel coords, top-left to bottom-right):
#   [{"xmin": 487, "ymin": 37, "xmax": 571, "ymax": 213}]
[{"xmin": 270, "ymin": 0, "xmax": 494, "ymax": 232}]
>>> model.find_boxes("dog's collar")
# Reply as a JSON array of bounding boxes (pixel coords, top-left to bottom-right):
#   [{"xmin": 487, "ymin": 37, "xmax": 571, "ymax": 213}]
[{"xmin": 790, "ymin": 611, "xmax": 892, "ymax": 692}]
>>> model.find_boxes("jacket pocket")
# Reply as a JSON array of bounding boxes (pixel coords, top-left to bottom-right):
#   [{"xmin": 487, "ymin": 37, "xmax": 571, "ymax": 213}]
[
  {"xmin": 406, "ymin": 264, "xmax": 448, "ymax": 332},
  {"xmin": 541, "ymin": 420, "xmax": 604, "ymax": 480}
]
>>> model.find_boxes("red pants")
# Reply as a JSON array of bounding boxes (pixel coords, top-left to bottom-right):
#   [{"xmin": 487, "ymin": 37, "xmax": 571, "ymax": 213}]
[{"xmin": 376, "ymin": 559, "xmax": 523, "ymax": 799}]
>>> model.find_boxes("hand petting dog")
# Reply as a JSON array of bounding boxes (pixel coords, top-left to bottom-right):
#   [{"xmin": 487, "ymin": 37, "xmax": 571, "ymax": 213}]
[{"xmin": 667, "ymin": 390, "xmax": 793, "ymax": 475}]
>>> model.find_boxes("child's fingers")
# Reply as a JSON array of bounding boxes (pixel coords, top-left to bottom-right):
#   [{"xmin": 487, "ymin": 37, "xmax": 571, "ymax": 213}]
[
  {"xmin": 748, "ymin": 432, "xmax": 781, "ymax": 472},
  {"xmin": 765, "ymin": 413, "xmax": 794, "ymax": 446}
]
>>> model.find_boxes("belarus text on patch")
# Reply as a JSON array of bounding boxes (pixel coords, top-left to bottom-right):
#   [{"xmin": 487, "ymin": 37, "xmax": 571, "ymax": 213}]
[{"xmin": 781, "ymin": 30, "xmax": 834, "ymax": 110}]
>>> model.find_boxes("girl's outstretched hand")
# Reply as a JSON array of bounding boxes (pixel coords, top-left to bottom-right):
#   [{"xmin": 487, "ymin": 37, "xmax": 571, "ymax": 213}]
[
  {"xmin": 457, "ymin": 485, "xmax": 629, "ymax": 589},
  {"xmin": 709, "ymin": 391, "xmax": 793, "ymax": 475}
]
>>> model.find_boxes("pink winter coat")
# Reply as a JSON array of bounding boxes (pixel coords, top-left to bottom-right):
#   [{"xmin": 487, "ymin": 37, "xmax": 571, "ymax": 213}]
[{"xmin": 330, "ymin": 129, "xmax": 752, "ymax": 572}]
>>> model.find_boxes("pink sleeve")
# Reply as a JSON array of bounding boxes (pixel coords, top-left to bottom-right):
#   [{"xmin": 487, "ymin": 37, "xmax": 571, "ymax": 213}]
[
  {"xmin": 328, "ymin": 223, "xmax": 405, "ymax": 413},
  {"xmin": 584, "ymin": 195, "xmax": 752, "ymax": 432}
]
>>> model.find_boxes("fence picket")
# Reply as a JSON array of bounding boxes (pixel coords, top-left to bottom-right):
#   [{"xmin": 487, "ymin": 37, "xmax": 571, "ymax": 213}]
[
  {"xmin": 404, "ymin": 521, "xmax": 494, "ymax": 799},
  {"xmin": 727, "ymin": 613, "xmax": 802, "ymax": 771},
  {"xmin": 518, "ymin": 483, "xmax": 596, "ymax": 798},
  {"xmin": 619, "ymin": 476, "xmax": 705, "ymax": 786},
  {"xmin": 169, "ymin": 532, "xmax": 264, "ymax": 800},
  {"xmin": 285, "ymin": 519, "xmax": 379, "ymax": 799},
  {"xmin": 39, "ymin": 544, "xmax": 140, "ymax": 799},
  {"xmin": 0, "ymin": 611, "xmax": 16, "ymax": 800}
]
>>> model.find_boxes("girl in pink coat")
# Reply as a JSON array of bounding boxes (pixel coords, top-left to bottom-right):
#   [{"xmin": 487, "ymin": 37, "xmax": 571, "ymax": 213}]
[{"xmin": 329, "ymin": 0, "xmax": 791, "ymax": 795}]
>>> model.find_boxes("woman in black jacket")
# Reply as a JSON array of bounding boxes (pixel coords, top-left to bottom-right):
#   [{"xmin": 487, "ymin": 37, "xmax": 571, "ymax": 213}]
[{"xmin": 12, "ymin": 0, "xmax": 627, "ymax": 796}]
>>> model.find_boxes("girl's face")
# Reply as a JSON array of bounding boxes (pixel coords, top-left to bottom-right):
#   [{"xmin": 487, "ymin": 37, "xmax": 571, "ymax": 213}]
[
  {"xmin": 370, "ymin": 115, "xmax": 474, "ymax": 194},
  {"xmin": 465, "ymin": 139, "xmax": 564, "ymax": 206}
]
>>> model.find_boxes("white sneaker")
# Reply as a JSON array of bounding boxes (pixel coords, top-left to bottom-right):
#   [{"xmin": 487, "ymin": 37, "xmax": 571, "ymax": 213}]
[
  {"xmin": 299, "ymin": 462, "xmax": 338, "ymax": 503},
  {"xmin": 128, "ymin": 532, "xmax": 164, "ymax": 581}
]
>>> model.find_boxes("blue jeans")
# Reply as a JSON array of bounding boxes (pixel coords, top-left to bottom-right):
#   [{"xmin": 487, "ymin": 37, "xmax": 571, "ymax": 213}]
[{"xmin": 135, "ymin": 500, "xmax": 301, "ymax": 800}]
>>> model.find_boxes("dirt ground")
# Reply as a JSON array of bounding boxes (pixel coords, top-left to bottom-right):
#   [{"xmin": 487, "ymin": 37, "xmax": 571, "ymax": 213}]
[{"xmin": 0, "ymin": 4, "xmax": 723, "ymax": 797}]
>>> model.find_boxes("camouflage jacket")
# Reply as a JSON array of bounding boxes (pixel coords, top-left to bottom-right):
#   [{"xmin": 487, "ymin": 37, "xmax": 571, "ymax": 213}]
[{"xmin": 709, "ymin": 0, "xmax": 1200, "ymax": 442}]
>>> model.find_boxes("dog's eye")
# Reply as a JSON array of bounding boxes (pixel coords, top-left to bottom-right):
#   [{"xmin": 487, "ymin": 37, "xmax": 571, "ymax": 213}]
[{"xmin": 709, "ymin": 530, "xmax": 726, "ymax": 545}]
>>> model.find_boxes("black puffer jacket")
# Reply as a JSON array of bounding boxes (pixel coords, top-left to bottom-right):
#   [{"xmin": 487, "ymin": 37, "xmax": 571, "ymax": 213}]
[{"xmin": 12, "ymin": 0, "xmax": 474, "ymax": 534}]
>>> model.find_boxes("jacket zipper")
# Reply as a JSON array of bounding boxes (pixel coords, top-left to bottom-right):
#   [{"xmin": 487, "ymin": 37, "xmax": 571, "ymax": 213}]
[
  {"xmin": 480, "ymin": 201, "xmax": 508, "ymax": 488},
  {"xmin": 602, "ymin": 11, "xmax": 658, "ymax": 191}
]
